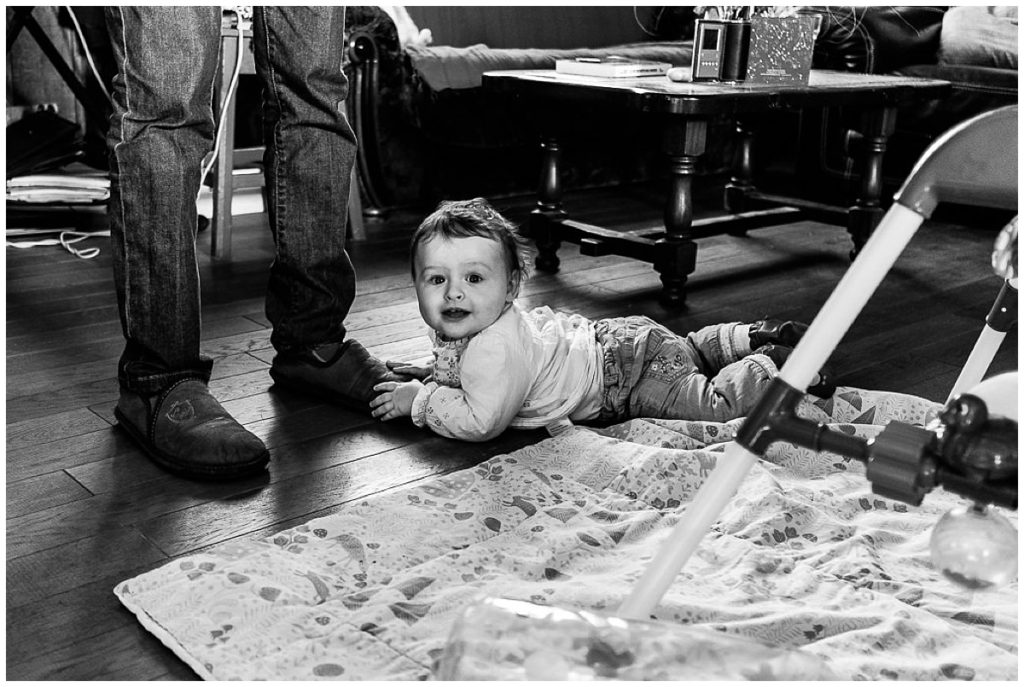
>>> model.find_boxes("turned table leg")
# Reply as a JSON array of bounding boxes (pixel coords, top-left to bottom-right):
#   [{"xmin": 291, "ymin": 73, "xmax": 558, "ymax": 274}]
[
  {"xmin": 724, "ymin": 117, "xmax": 756, "ymax": 217},
  {"xmin": 656, "ymin": 118, "xmax": 706, "ymax": 307},
  {"xmin": 848, "ymin": 105, "xmax": 898, "ymax": 257},
  {"xmin": 529, "ymin": 134, "xmax": 567, "ymax": 273}
]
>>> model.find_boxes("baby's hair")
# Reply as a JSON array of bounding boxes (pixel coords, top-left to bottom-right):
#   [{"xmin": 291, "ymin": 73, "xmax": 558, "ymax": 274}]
[{"xmin": 410, "ymin": 197, "xmax": 535, "ymax": 287}]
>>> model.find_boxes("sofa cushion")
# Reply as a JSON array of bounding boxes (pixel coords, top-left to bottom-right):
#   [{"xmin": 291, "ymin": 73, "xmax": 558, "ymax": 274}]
[
  {"xmin": 811, "ymin": 5, "xmax": 946, "ymax": 73},
  {"xmin": 937, "ymin": 6, "xmax": 1018, "ymax": 70},
  {"xmin": 406, "ymin": 41, "xmax": 692, "ymax": 91}
]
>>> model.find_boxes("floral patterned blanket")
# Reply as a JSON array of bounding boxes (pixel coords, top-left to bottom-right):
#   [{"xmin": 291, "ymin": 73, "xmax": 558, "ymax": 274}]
[{"xmin": 115, "ymin": 388, "xmax": 1018, "ymax": 680}]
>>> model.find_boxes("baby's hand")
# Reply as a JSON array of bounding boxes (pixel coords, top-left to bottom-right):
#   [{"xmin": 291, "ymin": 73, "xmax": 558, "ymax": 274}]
[
  {"xmin": 370, "ymin": 380, "xmax": 423, "ymax": 421},
  {"xmin": 386, "ymin": 358, "xmax": 433, "ymax": 380}
]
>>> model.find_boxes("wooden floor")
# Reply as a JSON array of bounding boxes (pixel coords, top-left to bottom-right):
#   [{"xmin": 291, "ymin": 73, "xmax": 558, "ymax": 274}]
[{"xmin": 6, "ymin": 182, "xmax": 1017, "ymax": 680}]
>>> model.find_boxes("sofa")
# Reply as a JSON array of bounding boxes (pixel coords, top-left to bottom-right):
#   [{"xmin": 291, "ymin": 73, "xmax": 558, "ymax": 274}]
[
  {"xmin": 773, "ymin": 5, "xmax": 1018, "ymax": 204},
  {"xmin": 344, "ymin": 6, "xmax": 701, "ymax": 212},
  {"xmin": 350, "ymin": 5, "xmax": 1018, "ymax": 216}
]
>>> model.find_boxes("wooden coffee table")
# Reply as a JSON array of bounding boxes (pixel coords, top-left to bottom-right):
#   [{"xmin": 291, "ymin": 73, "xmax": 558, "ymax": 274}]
[{"xmin": 483, "ymin": 69, "xmax": 950, "ymax": 306}]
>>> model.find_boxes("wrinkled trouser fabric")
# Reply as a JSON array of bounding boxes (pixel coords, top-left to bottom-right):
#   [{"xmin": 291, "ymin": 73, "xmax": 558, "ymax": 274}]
[
  {"xmin": 597, "ymin": 317, "xmax": 775, "ymax": 422},
  {"xmin": 106, "ymin": 6, "xmax": 357, "ymax": 394}
]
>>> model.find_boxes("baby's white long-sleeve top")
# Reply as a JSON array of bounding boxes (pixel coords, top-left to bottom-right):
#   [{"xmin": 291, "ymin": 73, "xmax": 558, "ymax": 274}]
[{"xmin": 409, "ymin": 304, "xmax": 604, "ymax": 441}]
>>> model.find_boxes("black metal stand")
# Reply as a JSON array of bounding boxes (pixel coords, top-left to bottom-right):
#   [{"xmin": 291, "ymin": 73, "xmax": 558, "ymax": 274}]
[{"xmin": 7, "ymin": 7, "xmax": 109, "ymax": 125}]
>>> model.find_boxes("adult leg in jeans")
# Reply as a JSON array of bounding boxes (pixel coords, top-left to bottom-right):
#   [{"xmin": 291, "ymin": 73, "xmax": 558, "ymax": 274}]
[
  {"xmin": 258, "ymin": 6, "xmax": 401, "ymax": 409},
  {"xmin": 106, "ymin": 7, "xmax": 268, "ymax": 480}
]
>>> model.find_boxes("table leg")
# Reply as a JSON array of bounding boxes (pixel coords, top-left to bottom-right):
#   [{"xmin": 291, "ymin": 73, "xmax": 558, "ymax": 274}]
[
  {"xmin": 724, "ymin": 117, "xmax": 755, "ymax": 216},
  {"xmin": 211, "ymin": 28, "xmax": 241, "ymax": 260},
  {"xmin": 529, "ymin": 135, "xmax": 567, "ymax": 273},
  {"xmin": 656, "ymin": 118, "xmax": 706, "ymax": 307},
  {"xmin": 848, "ymin": 105, "xmax": 898, "ymax": 256}
]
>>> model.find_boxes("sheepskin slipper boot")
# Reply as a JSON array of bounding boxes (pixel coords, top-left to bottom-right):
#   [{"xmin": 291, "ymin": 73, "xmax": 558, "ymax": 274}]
[
  {"xmin": 114, "ymin": 379, "xmax": 270, "ymax": 480},
  {"xmin": 269, "ymin": 339, "xmax": 404, "ymax": 413}
]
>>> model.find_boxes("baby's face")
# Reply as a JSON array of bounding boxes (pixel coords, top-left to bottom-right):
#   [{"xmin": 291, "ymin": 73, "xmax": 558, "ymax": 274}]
[{"xmin": 414, "ymin": 236, "xmax": 515, "ymax": 340}]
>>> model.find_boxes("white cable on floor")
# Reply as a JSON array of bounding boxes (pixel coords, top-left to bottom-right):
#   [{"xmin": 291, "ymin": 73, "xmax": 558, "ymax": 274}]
[{"xmin": 6, "ymin": 229, "xmax": 111, "ymax": 259}]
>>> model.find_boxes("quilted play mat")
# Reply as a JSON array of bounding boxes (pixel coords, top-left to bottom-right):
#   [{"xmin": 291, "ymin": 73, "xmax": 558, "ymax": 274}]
[{"xmin": 115, "ymin": 387, "xmax": 1018, "ymax": 680}]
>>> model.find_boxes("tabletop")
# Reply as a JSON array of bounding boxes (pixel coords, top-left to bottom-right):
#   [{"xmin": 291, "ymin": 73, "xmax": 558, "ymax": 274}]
[{"xmin": 483, "ymin": 69, "xmax": 952, "ymax": 116}]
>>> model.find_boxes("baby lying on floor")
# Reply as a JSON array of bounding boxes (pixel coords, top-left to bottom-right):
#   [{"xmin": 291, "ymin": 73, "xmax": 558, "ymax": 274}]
[{"xmin": 370, "ymin": 197, "xmax": 834, "ymax": 441}]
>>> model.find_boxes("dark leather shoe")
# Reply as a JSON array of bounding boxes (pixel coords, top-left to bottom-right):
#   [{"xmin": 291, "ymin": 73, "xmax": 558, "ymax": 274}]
[
  {"xmin": 753, "ymin": 344, "xmax": 837, "ymax": 399},
  {"xmin": 808, "ymin": 367, "xmax": 837, "ymax": 399},
  {"xmin": 269, "ymin": 339, "xmax": 404, "ymax": 413},
  {"xmin": 114, "ymin": 379, "xmax": 269, "ymax": 480},
  {"xmin": 753, "ymin": 343, "xmax": 792, "ymax": 369},
  {"xmin": 749, "ymin": 319, "xmax": 809, "ymax": 349}
]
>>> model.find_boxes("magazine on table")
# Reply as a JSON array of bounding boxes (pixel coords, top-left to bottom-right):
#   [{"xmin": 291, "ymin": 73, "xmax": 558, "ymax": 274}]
[{"xmin": 555, "ymin": 56, "xmax": 672, "ymax": 78}]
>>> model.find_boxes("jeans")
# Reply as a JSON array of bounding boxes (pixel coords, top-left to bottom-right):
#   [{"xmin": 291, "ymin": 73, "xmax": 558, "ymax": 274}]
[
  {"xmin": 105, "ymin": 6, "xmax": 356, "ymax": 394},
  {"xmin": 596, "ymin": 317, "xmax": 775, "ymax": 422}
]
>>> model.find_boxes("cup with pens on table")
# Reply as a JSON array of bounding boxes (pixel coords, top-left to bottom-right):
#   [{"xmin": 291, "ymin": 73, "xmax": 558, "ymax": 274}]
[{"xmin": 667, "ymin": 5, "xmax": 822, "ymax": 83}]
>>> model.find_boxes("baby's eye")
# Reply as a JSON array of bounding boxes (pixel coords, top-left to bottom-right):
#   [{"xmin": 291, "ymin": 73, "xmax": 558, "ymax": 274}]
[
  {"xmin": 427, "ymin": 274, "xmax": 445, "ymax": 285},
  {"xmin": 467, "ymin": 274, "xmax": 483, "ymax": 284}
]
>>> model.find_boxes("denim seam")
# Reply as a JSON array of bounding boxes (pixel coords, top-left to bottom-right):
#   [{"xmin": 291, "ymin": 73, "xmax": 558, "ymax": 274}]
[
  {"xmin": 112, "ymin": 6, "xmax": 133, "ymax": 341},
  {"xmin": 259, "ymin": 8, "xmax": 297, "ymax": 344}
]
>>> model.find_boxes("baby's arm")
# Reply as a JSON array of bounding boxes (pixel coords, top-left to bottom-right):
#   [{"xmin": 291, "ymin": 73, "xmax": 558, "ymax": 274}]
[
  {"xmin": 371, "ymin": 354, "xmax": 435, "ymax": 419},
  {"xmin": 370, "ymin": 379, "xmax": 424, "ymax": 421},
  {"xmin": 410, "ymin": 335, "xmax": 531, "ymax": 442},
  {"xmin": 385, "ymin": 355, "xmax": 434, "ymax": 380}
]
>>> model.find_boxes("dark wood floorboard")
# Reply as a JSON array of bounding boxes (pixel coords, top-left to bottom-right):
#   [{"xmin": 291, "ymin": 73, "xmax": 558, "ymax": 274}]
[{"xmin": 6, "ymin": 182, "xmax": 1016, "ymax": 679}]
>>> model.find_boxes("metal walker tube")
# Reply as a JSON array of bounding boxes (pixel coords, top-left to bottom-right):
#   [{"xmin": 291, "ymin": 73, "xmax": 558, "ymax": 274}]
[
  {"xmin": 618, "ymin": 105, "xmax": 1018, "ymax": 620},
  {"xmin": 619, "ymin": 204, "xmax": 925, "ymax": 619},
  {"xmin": 948, "ymin": 278, "xmax": 1018, "ymax": 402}
]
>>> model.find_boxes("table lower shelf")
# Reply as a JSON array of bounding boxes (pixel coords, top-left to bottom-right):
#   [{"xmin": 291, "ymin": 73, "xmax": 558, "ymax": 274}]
[{"xmin": 528, "ymin": 195, "xmax": 863, "ymax": 307}]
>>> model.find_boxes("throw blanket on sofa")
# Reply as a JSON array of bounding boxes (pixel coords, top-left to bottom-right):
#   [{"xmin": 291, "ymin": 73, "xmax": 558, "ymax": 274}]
[
  {"xmin": 115, "ymin": 387, "xmax": 1018, "ymax": 680},
  {"xmin": 406, "ymin": 41, "xmax": 692, "ymax": 91}
]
